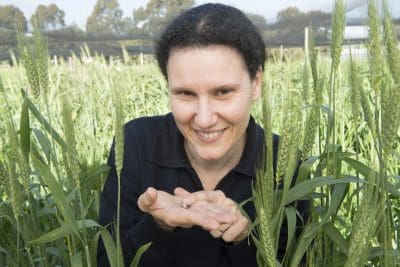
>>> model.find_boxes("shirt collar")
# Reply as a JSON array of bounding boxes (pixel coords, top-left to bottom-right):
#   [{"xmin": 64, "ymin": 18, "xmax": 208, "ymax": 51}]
[{"xmin": 151, "ymin": 113, "xmax": 263, "ymax": 178}]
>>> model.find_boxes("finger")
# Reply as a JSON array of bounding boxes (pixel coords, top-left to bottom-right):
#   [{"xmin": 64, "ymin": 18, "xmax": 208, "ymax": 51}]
[
  {"xmin": 190, "ymin": 201, "xmax": 236, "ymax": 224},
  {"xmin": 174, "ymin": 187, "xmax": 191, "ymax": 197},
  {"xmin": 220, "ymin": 198, "xmax": 238, "ymax": 213},
  {"xmin": 212, "ymin": 211, "xmax": 236, "ymax": 225},
  {"xmin": 178, "ymin": 208, "xmax": 221, "ymax": 230},
  {"xmin": 192, "ymin": 200, "xmax": 230, "ymax": 214},
  {"xmin": 210, "ymin": 223, "xmax": 231, "ymax": 239},
  {"xmin": 210, "ymin": 228, "xmax": 223, "ymax": 239},
  {"xmin": 222, "ymin": 216, "xmax": 250, "ymax": 243},
  {"xmin": 190, "ymin": 203, "xmax": 237, "ymax": 227},
  {"xmin": 219, "ymin": 223, "xmax": 230, "ymax": 233},
  {"xmin": 137, "ymin": 187, "xmax": 158, "ymax": 211},
  {"xmin": 192, "ymin": 196, "xmax": 237, "ymax": 218},
  {"xmin": 182, "ymin": 190, "xmax": 226, "ymax": 207}
]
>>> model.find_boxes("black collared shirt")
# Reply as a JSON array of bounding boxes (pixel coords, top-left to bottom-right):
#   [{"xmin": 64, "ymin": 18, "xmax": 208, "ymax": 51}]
[{"xmin": 97, "ymin": 113, "xmax": 273, "ymax": 267}]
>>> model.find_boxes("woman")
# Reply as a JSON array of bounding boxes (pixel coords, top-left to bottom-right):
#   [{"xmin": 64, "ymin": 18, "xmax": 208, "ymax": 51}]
[{"xmin": 98, "ymin": 3, "xmax": 300, "ymax": 267}]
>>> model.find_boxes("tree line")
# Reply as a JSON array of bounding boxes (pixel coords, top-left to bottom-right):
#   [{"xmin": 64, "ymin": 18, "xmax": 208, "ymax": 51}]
[
  {"xmin": 0, "ymin": 0, "xmax": 337, "ymax": 40},
  {"xmin": 0, "ymin": 0, "xmax": 399, "ymax": 49},
  {"xmin": 0, "ymin": 0, "xmax": 197, "ymax": 41}
]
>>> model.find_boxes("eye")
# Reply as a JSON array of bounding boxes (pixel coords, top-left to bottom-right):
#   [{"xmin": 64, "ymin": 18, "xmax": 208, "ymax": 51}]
[
  {"xmin": 178, "ymin": 90, "xmax": 194, "ymax": 96},
  {"xmin": 216, "ymin": 88, "xmax": 232, "ymax": 95},
  {"xmin": 172, "ymin": 89, "xmax": 194, "ymax": 96}
]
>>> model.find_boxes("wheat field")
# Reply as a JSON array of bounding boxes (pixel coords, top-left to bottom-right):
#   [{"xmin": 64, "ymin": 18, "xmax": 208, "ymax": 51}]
[{"xmin": 0, "ymin": 1, "xmax": 399, "ymax": 266}]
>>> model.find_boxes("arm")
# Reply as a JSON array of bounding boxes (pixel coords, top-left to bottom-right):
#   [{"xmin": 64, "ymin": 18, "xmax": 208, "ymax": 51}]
[{"xmin": 97, "ymin": 143, "xmax": 236, "ymax": 266}]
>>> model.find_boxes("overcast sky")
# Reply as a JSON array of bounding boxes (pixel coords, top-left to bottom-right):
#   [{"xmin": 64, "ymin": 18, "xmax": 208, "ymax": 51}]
[{"xmin": 1, "ymin": 0, "xmax": 399, "ymax": 29}]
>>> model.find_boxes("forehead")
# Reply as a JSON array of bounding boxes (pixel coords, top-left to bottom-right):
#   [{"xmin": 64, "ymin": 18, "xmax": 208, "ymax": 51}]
[
  {"xmin": 167, "ymin": 45, "xmax": 248, "ymax": 73},
  {"xmin": 166, "ymin": 45, "xmax": 252, "ymax": 89}
]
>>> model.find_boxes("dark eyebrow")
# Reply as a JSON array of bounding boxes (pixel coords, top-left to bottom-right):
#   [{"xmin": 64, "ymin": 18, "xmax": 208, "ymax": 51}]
[
  {"xmin": 170, "ymin": 87, "xmax": 192, "ymax": 93},
  {"xmin": 170, "ymin": 83, "xmax": 241, "ymax": 93},
  {"xmin": 211, "ymin": 84, "xmax": 241, "ymax": 92},
  {"xmin": 214, "ymin": 84, "xmax": 240, "ymax": 89}
]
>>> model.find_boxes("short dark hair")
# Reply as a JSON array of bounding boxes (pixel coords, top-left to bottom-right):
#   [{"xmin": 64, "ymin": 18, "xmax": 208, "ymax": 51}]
[{"xmin": 155, "ymin": 3, "xmax": 266, "ymax": 80}]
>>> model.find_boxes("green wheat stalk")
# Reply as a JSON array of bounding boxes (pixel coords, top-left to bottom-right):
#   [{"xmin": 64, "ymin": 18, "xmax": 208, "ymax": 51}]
[
  {"xmin": 327, "ymin": 0, "xmax": 346, "ymax": 176},
  {"xmin": 358, "ymin": 81, "xmax": 375, "ymax": 136},
  {"xmin": 381, "ymin": 0, "xmax": 400, "ymax": 157},
  {"xmin": 16, "ymin": 35, "xmax": 41, "ymax": 99},
  {"xmin": 330, "ymin": 0, "xmax": 346, "ymax": 74},
  {"xmin": 302, "ymin": 29, "xmax": 322, "ymax": 159},
  {"xmin": 302, "ymin": 60, "xmax": 310, "ymax": 105},
  {"xmin": 0, "ymin": 79, "xmax": 7, "ymax": 194},
  {"xmin": 302, "ymin": 105, "xmax": 319, "ymax": 160},
  {"xmin": 15, "ymin": 16, "xmax": 49, "ymax": 100},
  {"xmin": 0, "ymin": 159, "xmax": 9, "ymax": 198},
  {"xmin": 16, "ymin": 21, "xmax": 40, "ymax": 98},
  {"xmin": 2, "ymin": 99, "xmax": 30, "ymax": 196},
  {"xmin": 344, "ymin": 172, "xmax": 381, "ymax": 267},
  {"xmin": 348, "ymin": 54, "xmax": 362, "ymax": 126},
  {"xmin": 260, "ymin": 76, "xmax": 275, "ymax": 215},
  {"xmin": 382, "ymin": 0, "xmax": 400, "ymax": 85},
  {"xmin": 275, "ymin": 117, "xmax": 292, "ymax": 185},
  {"xmin": 252, "ymin": 79, "xmax": 277, "ymax": 266},
  {"xmin": 111, "ymin": 77, "xmax": 125, "ymax": 266},
  {"xmin": 381, "ymin": 81, "xmax": 400, "ymax": 157},
  {"xmin": 60, "ymin": 84, "xmax": 80, "ymax": 188},
  {"xmin": 32, "ymin": 19, "xmax": 49, "ymax": 97},
  {"xmin": 5, "ymin": 119, "xmax": 23, "ymax": 220},
  {"xmin": 255, "ymin": 203, "xmax": 277, "ymax": 267},
  {"xmin": 308, "ymin": 26, "xmax": 318, "ymax": 92},
  {"xmin": 368, "ymin": 0, "xmax": 383, "ymax": 94}
]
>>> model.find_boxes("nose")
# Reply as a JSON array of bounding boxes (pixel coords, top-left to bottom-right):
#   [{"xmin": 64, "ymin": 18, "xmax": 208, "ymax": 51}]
[{"xmin": 195, "ymin": 97, "xmax": 216, "ymax": 128}]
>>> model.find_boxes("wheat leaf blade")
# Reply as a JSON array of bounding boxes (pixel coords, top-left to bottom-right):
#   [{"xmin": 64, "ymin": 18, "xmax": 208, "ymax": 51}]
[{"xmin": 32, "ymin": 157, "xmax": 79, "ymax": 236}]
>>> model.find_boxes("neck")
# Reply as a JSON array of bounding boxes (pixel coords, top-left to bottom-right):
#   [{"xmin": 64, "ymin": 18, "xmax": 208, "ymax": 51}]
[{"xmin": 184, "ymin": 134, "xmax": 246, "ymax": 187}]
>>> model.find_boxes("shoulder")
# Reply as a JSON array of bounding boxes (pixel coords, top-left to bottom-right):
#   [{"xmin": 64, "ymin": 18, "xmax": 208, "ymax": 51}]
[
  {"xmin": 125, "ymin": 114, "xmax": 168, "ymax": 130},
  {"xmin": 251, "ymin": 119, "xmax": 280, "ymax": 150},
  {"xmin": 121, "ymin": 113, "xmax": 175, "ymax": 155},
  {"xmin": 124, "ymin": 113, "xmax": 173, "ymax": 136},
  {"xmin": 251, "ymin": 119, "xmax": 280, "ymax": 166}
]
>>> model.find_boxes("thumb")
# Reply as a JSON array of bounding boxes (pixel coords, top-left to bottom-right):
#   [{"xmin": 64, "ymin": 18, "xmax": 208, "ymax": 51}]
[
  {"xmin": 138, "ymin": 187, "xmax": 158, "ymax": 211},
  {"xmin": 174, "ymin": 187, "xmax": 190, "ymax": 197}
]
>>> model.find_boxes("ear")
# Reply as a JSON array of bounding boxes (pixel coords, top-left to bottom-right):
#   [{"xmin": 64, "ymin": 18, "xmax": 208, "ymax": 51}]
[{"xmin": 251, "ymin": 66, "xmax": 263, "ymax": 101}]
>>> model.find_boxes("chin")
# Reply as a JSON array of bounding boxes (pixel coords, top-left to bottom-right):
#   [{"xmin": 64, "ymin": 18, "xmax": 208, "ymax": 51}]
[{"xmin": 196, "ymin": 150, "xmax": 225, "ymax": 161}]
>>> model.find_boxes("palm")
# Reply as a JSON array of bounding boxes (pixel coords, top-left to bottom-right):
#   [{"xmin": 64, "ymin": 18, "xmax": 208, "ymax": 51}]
[{"xmin": 138, "ymin": 188, "xmax": 234, "ymax": 230}]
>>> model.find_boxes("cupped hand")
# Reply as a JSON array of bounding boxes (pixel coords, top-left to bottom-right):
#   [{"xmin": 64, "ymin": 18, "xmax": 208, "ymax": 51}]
[
  {"xmin": 176, "ymin": 188, "xmax": 251, "ymax": 243},
  {"xmin": 137, "ymin": 187, "xmax": 236, "ymax": 231}
]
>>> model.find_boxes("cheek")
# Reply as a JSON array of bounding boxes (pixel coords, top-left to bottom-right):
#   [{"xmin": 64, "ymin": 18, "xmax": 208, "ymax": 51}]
[
  {"xmin": 220, "ymin": 98, "xmax": 252, "ymax": 122},
  {"xmin": 170, "ymin": 98, "xmax": 194, "ymax": 124}
]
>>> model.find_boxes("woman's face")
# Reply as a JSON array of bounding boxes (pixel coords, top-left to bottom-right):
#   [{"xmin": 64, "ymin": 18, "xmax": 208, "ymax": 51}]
[{"xmin": 167, "ymin": 45, "xmax": 262, "ymax": 165}]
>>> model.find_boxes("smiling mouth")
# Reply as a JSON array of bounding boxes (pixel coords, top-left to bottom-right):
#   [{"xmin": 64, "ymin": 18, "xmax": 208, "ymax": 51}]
[{"xmin": 195, "ymin": 129, "xmax": 225, "ymax": 142}]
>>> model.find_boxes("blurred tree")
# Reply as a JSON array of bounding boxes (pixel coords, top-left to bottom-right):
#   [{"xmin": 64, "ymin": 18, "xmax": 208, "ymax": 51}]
[
  {"xmin": 0, "ymin": 5, "xmax": 27, "ymax": 32},
  {"xmin": 30, "ymin": 4, "xmax": 65, "ymax": 30},
  {"xmin": 132, "ymin": 0, "xmax": 195, "ymax": 38},
  {"xmin": 277, "ymin": 7, "xmax": 331, "ymax": 29},
  {"xmin": 273, "ymin": 6, "xmax": 332, "ymax": 45},
  {"xmin": 86, "ymin": 0, "xmax": 124, "ymax": 37},
  {"xmin": 246, "ymin": 13, "xmax": 268, "ymax": 31},
  {"xmin": 47, "ymin": 23, "xmax": 87, "ymax": 40},
  {"xmin": 306, "ymin": 10, "xmax": 331, "ymax": 27},
  {"xmin": 277, "ymin": 6, "xmax": 303, "ymax": 26},
  {"xmin": 117, "ymin": 17, "xmax": 135, "ymax": 35}
]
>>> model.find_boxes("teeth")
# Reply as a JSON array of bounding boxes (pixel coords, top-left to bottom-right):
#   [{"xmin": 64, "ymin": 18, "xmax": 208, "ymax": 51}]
[{"xmin": 197, "ymin": 130, "xmax": 224, "ymax": 140}]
